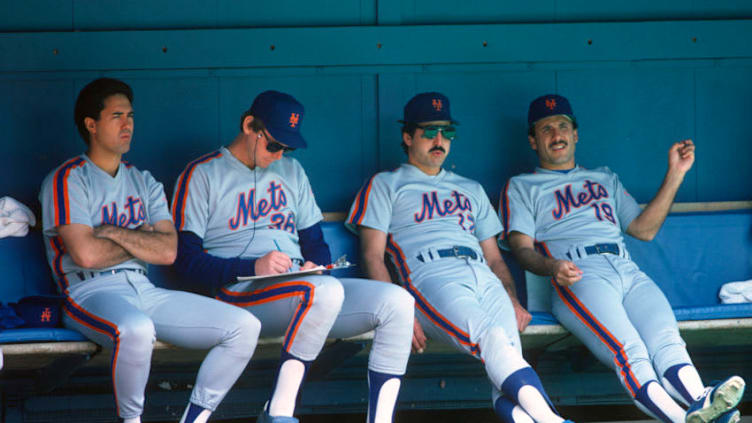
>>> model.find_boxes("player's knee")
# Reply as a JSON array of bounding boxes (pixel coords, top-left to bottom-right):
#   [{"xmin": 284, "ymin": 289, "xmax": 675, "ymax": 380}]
[
  {"xmin": 622, "ymin": 340, "xmax": 651, "ymax": 365},
  {"xmin": 229, "ymin": 310, "xmax": 262, "ymax": 353},
  {"xmin": 384, "ymin": 286, "xmax": 415, "ymax": 319},
  {"xmin": 480, "ymin": 326, "xmax": 527, "ymax": 370},
  {"xmin": 648, "ymin": 326, "xmax": 684, "ymax": 351},
  {"xmin": 117, "ymin": 314, "xmax": 156, "ymax": 352},
  {"xmin": 312, "ymin": 276, "xmax": 344, "ymax": 316},
  {"xmin": 235, "ymin": 309, "xmax": 262, "ymax": 340}
]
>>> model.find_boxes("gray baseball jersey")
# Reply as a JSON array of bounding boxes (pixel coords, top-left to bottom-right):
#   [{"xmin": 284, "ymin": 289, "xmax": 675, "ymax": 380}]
[
  {"xmin": 346, "ymin": 163, "xmax": 532, "ymax": 402},
  {"xmin": 173, "ymin": 148, "xmax": 413, "ymax": 374},
  {"xmin": 40, "ymin": 154, "xmax": 259, "ymax": 419},
  {"xmin": 503, "ymin": 166, "xmax": 696, "ymax": 421}
]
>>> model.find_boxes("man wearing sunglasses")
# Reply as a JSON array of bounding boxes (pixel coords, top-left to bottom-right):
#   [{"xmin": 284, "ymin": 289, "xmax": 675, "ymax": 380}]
[
  {"xmin": 347, "ymin": 92, "xmax": 574, "ymax": 423},
  {"xmin": 171, "ymin": 90, "xmax": 414, "ymax": 423}
]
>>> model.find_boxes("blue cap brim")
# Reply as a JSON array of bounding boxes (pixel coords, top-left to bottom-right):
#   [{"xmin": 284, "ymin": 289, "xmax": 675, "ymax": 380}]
[{"xmin": 267, "ymin": 126, "xmax": 307, "ymax": 149}]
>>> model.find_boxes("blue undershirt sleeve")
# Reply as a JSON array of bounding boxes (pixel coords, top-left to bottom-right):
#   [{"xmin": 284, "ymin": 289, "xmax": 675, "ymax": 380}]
[
  {"xmin": 298, "ymin": 222, "xmax": 332, "ymax": 266},
  {"xmin": 174, "ymin": 231, "xmax": 256, "ymax": 289}
]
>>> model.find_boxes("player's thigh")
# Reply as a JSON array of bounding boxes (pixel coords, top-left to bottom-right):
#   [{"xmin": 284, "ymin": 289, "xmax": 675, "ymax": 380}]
[
  {"xmin": 142, "ymin": 285, "xmax": 260, "ymax": 350},
  {"xmin": 623, "ymin": 268, "xmax": 684, "ymax": 353},
  {"xmin": 223, "ymin": 274, "xmax": 339, "ymax": 337},
  {"xmin": 475, "ymin": 265, "xmax": 520, "ymax": 347},
  {"xmin": 551, "ymin": 261, "xmax": 646, "ymax": 364},
  {"xmin": 411, "ymin": 273, "xmax": 496, "ymax": 354},
  {"xmin": 64, "ymin": 277, "xmax": 150, "ymax": 348},
  {"xmin": 327, "ymin": 278, "xmax": 413, "ymax": 338}
]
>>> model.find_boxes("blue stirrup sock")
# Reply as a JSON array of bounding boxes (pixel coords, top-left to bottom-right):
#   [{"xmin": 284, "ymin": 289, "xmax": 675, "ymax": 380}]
[
  {"xmin": 662, "ymin": 363, "xmax": 703, "ymax": 405},
  {"xmin": 494, "ymin": 395, "xmax": 534, "ymax": 423},
  {"xmin": 268, "ymin": 350, "xmax": 312, "ymax": 417},
  {"xmin": 367, "ymin": 370, "xmax": 402, "ymax": 423},
  {"xmin": 501, "ymin": 367, "xmax": 558, "ymax": 413},
  {"xmin": 634, "ymin": 380, "xmax": 686, "ymax": 423},
  {"xmin": 179, "ymin": 402, "xmax": 211, "ymax": 423}
]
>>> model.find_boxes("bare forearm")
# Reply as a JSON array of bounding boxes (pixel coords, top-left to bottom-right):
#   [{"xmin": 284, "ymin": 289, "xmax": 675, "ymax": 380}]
[
  {"xmin": 75, "ymin": 237, "xmax": 134, "ymax": 269},
  {"xmin": 95, "ymin": 225, "xmax": 177, "ymax": 265},
  {"xmin": 629, "ymin": 169, "xmax": 685, "ymax": 240},
  {"xmin": 512, "ymin": 246, "xmax": 555, "ymax": 277},
  {"xmin": 490, "ymin": 259, "xmax": 521, "ymax": 304},
  {"xmin": 362, "ymin": 254, "xmax": 393, "ymax": 283}
]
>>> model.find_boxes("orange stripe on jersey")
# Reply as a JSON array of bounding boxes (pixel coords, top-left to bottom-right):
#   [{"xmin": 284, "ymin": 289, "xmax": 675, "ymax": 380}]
[
  {"xmin": 349, "ymin": 174, "xmax": 376, "ymax": 226},
  {"xmin": 52, "ymin": 157, "xmax": 86, "ymax": 227},
  {"xmin": 172, "ymin": 151, "xmax": 223, "ymax": 230}
]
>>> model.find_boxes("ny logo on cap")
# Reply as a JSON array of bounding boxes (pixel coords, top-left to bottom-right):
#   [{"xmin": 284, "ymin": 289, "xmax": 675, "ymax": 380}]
[
  {"xmin": 432, "ymin": 99, "xmax": 443, "ymax": 111},
  {"xmin": 289, "ymin": 113, "xmax": 300, "ymax": 128},
  {"xmin": 545, "ymin": 98, "xmax": 557, "ymax": 111},
  {"xmin": 40, "ymin": 307, "xmax": 52, "ymax": 322}
]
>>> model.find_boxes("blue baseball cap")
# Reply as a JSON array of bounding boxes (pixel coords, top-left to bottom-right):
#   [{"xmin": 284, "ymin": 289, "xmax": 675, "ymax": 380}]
[
  {"xmin": 248, "ymin": 90, "xmax": 307, "ymax": 149},
  {"xmin": 528, "ymin": 94, "xmax": 576, "ymax": 128},
  {"xmin": 399, "ymin": 92, "xmax": 458, "ymax": 124}
]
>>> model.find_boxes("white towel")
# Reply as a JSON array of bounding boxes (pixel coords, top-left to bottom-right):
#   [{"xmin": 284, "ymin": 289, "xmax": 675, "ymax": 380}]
[
  {"xmin": 719, "ymin": 279, "xmax": 752, "ymax": 304},
  {"xmin": 0, "ymin": 196, "xmax": 36, "ymax": 238}
]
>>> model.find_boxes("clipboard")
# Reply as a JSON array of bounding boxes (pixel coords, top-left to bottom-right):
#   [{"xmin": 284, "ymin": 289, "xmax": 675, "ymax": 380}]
[{"xmin": 236, "ymin": 255, "xmax": 355, "ymax": 282}]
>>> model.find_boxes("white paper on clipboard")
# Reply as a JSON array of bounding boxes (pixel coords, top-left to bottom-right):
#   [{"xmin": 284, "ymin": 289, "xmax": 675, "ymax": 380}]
[{"xmin": 236, "ymin": 255, "xmax": 355, "ymax": 282}]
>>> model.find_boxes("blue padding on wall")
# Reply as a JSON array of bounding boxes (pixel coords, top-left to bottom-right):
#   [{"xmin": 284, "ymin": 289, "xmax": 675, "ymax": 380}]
[
  {"xmin": 322, "ymin": 221, "xmax": 362, "ymax": 278},
  {"xmin": 625, "ymin": 210, "xmax": 752, "ymax": 309},
  {"xmin": 0, "ymin": 328, "xmax": 87, "ymax": 344},
  {"xmin": 530, "ymin": 312, "xmax": 559, "ymax": 326},
  {"xmin": 0, "ymin": 231, "xmax": 58, "ymax": 303},
  {"xmin": 673, "ymin": 304, "xmax": 752, "ymax": 321}
]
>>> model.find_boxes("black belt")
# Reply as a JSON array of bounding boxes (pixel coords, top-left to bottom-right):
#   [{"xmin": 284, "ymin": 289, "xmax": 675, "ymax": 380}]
[
  {"xmin": 417, "ymin": 246, "xmax": 479, "ymax": 262},
  {"xmin": 74, "ymin": 268, "xmax": 146, "ymax": 281},
  {"xmin": 566, "ymin": 243, "xmax": 621, "ymax": 260}
]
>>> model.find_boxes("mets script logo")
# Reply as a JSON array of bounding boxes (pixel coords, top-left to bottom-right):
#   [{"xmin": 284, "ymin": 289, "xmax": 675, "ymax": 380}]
[
  {"xmin": 101, "ymin": 196, "xmax": 146, "ymax": 228},
  {"xmin": 229, "ymin": 181, "xmax": 288, "ymax": 230},
  {"xmin": 432, "ymin": 99, "xmax": 443, "ymax": 111},
  {"xmin": 414, "ymin": 191, "xmax": 475, "ymax": 231},
  {"xmin": 289, "ymin": 113, "xmax": 300, "ymax": 128},
  {"xmin": 551, "ymin": 180, "xmax": 616, "ymax": 224},
  {"xmin": 545, "ymin": 98, "xmax": 557, "ymax": 110}
]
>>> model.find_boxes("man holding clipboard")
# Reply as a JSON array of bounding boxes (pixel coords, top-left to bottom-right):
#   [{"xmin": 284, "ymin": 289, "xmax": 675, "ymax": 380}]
[{"xmin": 171, "ymin": 90, "xmax": 414, "ymax": 423}]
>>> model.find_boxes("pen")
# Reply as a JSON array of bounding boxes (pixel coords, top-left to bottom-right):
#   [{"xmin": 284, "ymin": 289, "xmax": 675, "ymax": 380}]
[{"xmin": 274, "ymin": 240, "xmax": 291, "ymax": 272}]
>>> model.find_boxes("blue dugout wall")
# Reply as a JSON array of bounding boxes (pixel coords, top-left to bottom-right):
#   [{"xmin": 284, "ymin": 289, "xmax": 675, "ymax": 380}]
[{"xmin": 1, "ymin": 1, "xmax": 751, "ymax": 215}]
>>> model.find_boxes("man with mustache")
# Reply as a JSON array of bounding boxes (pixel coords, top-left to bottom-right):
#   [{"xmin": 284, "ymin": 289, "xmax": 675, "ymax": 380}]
[
  {"xmin": 39, "ymin": 78, "xmax": 261, "ymax": 423},
  {"xmin": 502, "ymin": 94, "xmax": 744, "ymax": 423},
  {"xmin": 347, "ymin": 92, "xmax": 574, "ymax": 423}
]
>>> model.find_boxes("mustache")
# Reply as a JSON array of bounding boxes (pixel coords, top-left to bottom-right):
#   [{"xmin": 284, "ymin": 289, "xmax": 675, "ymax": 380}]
[
  {"xmin": 429, "ymin": 146, "xmax": 446, "ymax": 153},
  {"xmin": 549, "ymin": 140, "xmax": 567, "ymax": 148}
]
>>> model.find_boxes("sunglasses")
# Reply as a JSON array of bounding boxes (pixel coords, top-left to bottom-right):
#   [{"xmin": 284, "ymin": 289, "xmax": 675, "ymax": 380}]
[
  {"xmin": 262, "ymin": 132, "xmax": 295, "ymax": 153},
  {"xmin": 419, "ymin": 125, "xmax": 456, "ymax": 141}
]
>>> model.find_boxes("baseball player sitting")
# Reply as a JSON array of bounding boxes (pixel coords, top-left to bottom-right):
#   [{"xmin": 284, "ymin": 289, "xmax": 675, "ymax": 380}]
[
  {"xmin": 39, "ymin": 78, "xmax": 261, "ymax": 423},
  {"xmin": 346, "ymin": 92, "xmax": 574, "ymax": 423},
  {"xmin": 503, "ymin": 94, "xmax": 745, "ymax": 423},
  {"xmin": 171, "ymin": 90, "xmax": 414, "ymax": 423}
]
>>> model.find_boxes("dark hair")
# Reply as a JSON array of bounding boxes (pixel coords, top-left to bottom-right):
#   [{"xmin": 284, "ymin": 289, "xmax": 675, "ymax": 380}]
[
  {"xmin": 74, "ymin": 78, "xmax": 133, "ymax": 145},
  {"xmin": 528, "ymin": 117, "xmax": 578, "ymax": 137},
  {"xmin": 400, "ymin": 123, "xmax": 418, "ymax": 154},
  {"xmin": 239, "ymin": 111, "xmax": 266, "ymax": 133}
]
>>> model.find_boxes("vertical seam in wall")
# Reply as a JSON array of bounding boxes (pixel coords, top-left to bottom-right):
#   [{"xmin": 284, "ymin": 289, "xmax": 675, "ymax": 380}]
[
  {"xmin": 216, "ymin": 75, "xmax": 221, "ymax": 148},
  {"xmin": 692, "ymin": 68, "xmax": 698, "ymax": 201},
  {"xmin": 71, "ymin": 0, "xmax": 75, "ymax": 30},
  {"xmin": 554, "ymin": 69, "xmax": 559, "ymax": 92}
]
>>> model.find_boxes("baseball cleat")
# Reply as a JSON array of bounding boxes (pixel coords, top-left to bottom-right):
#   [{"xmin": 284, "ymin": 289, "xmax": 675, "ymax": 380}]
[
  {"xmin": 257, "ymin": 402, "xmax": 299, "ymax": 423},
  {"xmin": 685, "ymin": 376, "xmax": 745, "ymax": 423},
  {"xmin": 256, "ymin": 409, "xmax": 299, "ymax": 423},
  {"xmin": 713, "ymin": 409, "xmax": 740, "ymax": 423}
]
